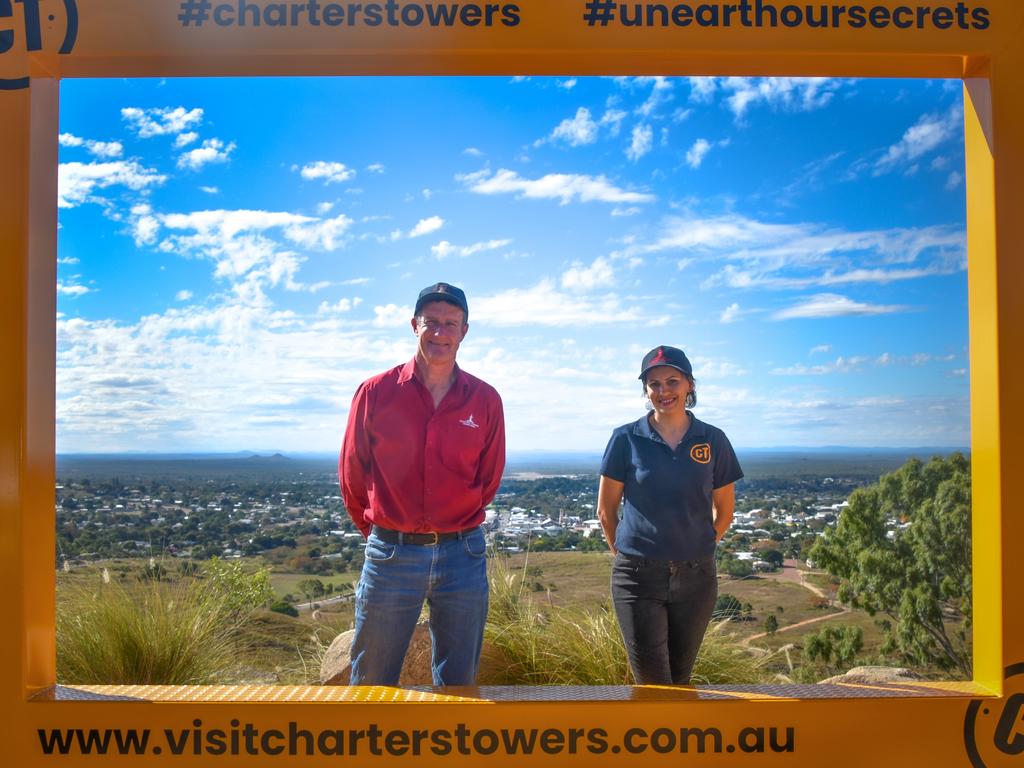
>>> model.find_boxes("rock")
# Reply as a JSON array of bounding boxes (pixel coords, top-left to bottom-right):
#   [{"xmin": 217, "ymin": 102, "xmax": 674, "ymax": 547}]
[
  {"xmin": 320, "ymin": 622, "xmax": 503, "ymax": 686},
  {"xmin": 819, "ymin": 666, "xmax": 924, "ymax": 685},
  {"xmin": 320, "ymin": 630, "xmax": 355, "ymax": 685},
  {"xmin": 320, "ymin": 622, "xmax": 435, "ymax": 685}
]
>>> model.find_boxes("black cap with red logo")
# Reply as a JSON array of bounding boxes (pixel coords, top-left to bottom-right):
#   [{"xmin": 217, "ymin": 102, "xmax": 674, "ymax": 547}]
[{"xmin": 639, "ymin": 345, "xmax": 693, "ymax": 380}]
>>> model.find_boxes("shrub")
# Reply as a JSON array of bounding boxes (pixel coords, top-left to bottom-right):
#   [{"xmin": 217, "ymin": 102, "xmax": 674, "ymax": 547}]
[
  {"xmin": 57, "ymin": 563, "xmax": 269, "ymax": 685},
  {"xmin": 269, "ymin": 601, "xmax": 299, "ymax": 618},
  {"xmin": 714, "ymin": 593, "xmax": 744, "ymax": 621},
  {"xmin": 482, "ymin": 554, "xmax": 776, "ymax": 685}
]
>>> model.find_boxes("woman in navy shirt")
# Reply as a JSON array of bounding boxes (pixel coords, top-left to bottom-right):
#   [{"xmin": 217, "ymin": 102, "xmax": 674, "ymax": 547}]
[{"xmin": 598, "ymin": 345, "xmax": 743, "ymax": 685}]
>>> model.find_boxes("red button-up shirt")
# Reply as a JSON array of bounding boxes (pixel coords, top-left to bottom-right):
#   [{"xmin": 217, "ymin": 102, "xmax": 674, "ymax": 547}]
[{"xmin": 339, "ymin": 359, "xmax": 506, "ymax": 537}]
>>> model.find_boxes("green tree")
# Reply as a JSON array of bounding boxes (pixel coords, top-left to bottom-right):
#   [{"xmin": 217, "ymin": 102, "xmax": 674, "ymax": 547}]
[
  {"xmin": 763, "ymin": 613, "xmax": 779, "ymax": 635},
  {"xmin": 202, "ymin": 557, "xmax": 273, "ymax": 616},
  {"xmin": 297, "ymin": 578, "xmax": 326, "ymax": 608},
  {"xmin": 714, "ymin": 593, "xmax": 743, "ymax": 620},
  {"xmin": 809, "ymin": 453, "xmax": 971, "ymax": 675},
  {"xmin": 804, "ymin": 625, "xmax": 863, "ymax": 669},
  {"xmin": 762, "ymin": 549, "xmax": 785, "ymax": 570},
  {"xmin": 721, "ymin": 556, "xmax": 753, "ymax": 578}
]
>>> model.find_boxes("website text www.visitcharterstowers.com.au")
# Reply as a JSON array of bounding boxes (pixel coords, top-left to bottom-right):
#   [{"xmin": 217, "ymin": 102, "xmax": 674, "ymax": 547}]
[
  {"xmin": 38, "ymin": 720, "xmax": 795, "ymax": 758},
  {"xmin": 174, "ymin": 0, "xmax": 990, "ymax": 31}
]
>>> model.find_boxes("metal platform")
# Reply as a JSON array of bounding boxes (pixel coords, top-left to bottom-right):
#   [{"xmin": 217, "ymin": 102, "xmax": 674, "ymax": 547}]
[{"xmin": 33, "ymin": 680, "xmax": 987, "ymax": 703}]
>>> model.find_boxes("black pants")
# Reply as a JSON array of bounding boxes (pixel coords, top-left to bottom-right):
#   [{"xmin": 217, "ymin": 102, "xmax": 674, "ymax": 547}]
[{"xmin": 611, "ymin": 552, "xmax": 718, "ymax": 685}]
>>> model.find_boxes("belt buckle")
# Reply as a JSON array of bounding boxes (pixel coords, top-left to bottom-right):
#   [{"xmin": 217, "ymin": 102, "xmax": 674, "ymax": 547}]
[{"xmin": 425, "ymin": 531, "xmax": 439, "ymax": 546}]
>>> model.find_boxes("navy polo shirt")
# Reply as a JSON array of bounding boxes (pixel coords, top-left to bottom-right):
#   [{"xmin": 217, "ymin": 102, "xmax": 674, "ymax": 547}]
[{"xmin": 600, "ymin": 413, "xmax": 743, "ymax": 561}]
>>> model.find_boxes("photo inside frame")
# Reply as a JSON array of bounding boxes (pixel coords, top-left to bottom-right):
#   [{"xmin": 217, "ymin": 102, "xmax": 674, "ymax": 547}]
[{"xmin": 53, "ymin": 74, "xmax": 972, "ymax": 688}]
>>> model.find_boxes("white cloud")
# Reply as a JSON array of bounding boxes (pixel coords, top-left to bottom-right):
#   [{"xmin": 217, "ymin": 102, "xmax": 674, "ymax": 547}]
[
  {"xmin": 561, "ymin": 257, "xmax": 615, "ymax": 291},
  {"xmin": 57, "ymin": 282, "xmax": 91, "ymax": 296},
  {"xmin": 58, "ymin": 256, "xmax": 80, "ymax": 265},
  {"xmin": 773, "ymin": 293, "xmax": 910, "ymax": 320},
  {"xmin": 366, "ymin": 163, "xmax": 385, "ymax": 174},
  {"xmin": 611, "ymin": 206, "xmax": 641, "ymax": 217},
  {"xmin": 298, "ymin": 161, "xmax": 356, "ymax": 184},
  {"xmin": 121, "ymin": 106, "xmax": 204, "ymax": 138},
  {"xmin": 545, "ymin": 107, "xmax": 599, "ymax": 147},
  {"xmin": 810, "ymin": 344, "xmax": 832, "ymax": 355},
  {"xmin": 60, "ymin": 133, "xmax": 125, "ymax": 159},
  {"xmin": 771, "ymin": 355, "xmax": 873, "ymax": 375},
  {"xmin": 688, "ymin": 77, "xmax": 718, "ymax": 103},
  {"xmin": 177, "ymin": 138, "xmax": 236, "ymax": 171},
  {"xmin": 460, "ymin": 168, "xmax": 655, "ymax": 205},
  {"xmin": 463, "ymin": 147, "xmax": 484, "ymax": 157},
  {"xmin": 55, "ymin": 299, "xmax": 407, "ymax": 453},
  {"xmin": 945, "ymin": 171, "xmax": 964, "ymax": 190},
  {"xmin": 620, "ymin": 214, "xmax": 965, "ymax": 292},
  {"xmin": 283, "ymin": 213, "xmax": 355, "ymax": 250},
  {"xmin": 373, "ymin": 304, "xmax": 412, "ymax": 327},
  {"xmin": 408, "ymin": 216, "xmax": 445, "ymax": 238},
  {"xmin": 200, "ymin": 186, "xmax": 220, "ymax": 194},
  {"xmin": 130, "ymin": 203, "xmax": 161, "ymax": 246},
  {"xmin": 431, "ymin": 239, "xmax": 513, "ymax": 259},
  {"xmin": 634, "ymin": 77, "xmax": 674, "ymax": 118},
  {"xmin": 694, "ymin": 77, "xmax": 843, "ymax": 119},
  {"xmin": 175, "ymin": 290, "xmax": 193, "ymax": 301},
  {"xmin": 621, "ymin": 214, "xmax": 805, "ymax": 257},
  {"xmin": 152, "ymin": 208, "xmax": 355, "ymax": 301},
  {"xmin": 874, "ymin": 106, "xmax": 962, "ymax": 175},
  {"xmin": 626, "ymin": 124, "xmax": 653, "ymax": 162},
  {"xmin": 600, "ymin": 108, "xmax": 628, "ymax": 137},
  {"xmin": 719, "ymin": 303, "xmax": 741, "ymax": 323},
  {"xmin": 685, "ymin": 138, "xmax": 712, "ymax": 169},
  {"xmin": 58, "ymin": 161, "xmax": 167, "ymax": 208},
  {"xmin": 710, "ymin": 263, "xmax": 957, "ymax": 291},
  {"xmin": 473, "ymin": 280, "xmax": 661, "ymax": 327},
  {"xmin": 557, "ymin": 78, "xmax": 578, "ymax": 90},
  {"xmin": 174, "ymin": 131, "xmax": 199, "ymax": 148},
  {"xmin": 773, "ymin": 351, "xmax": 954, "ymax": 375},
  {"xmin": 317, "ymin": 297, "xmax": 363, "ymax": 314}
]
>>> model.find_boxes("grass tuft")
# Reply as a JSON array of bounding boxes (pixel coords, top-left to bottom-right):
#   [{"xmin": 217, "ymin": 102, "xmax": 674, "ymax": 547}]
[
  {"xmin": 58, "ymin": 572, "xmax": 251, "ymax": 685},
  {"xmin": 482, "ymin": 554, "xmax": 777, "ymax": 686}
]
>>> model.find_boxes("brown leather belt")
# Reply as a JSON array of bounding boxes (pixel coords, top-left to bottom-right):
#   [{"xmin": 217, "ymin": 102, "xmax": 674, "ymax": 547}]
[{"xmin": 371, "ymin": 525, "xmax": 480, "ymax": 546}]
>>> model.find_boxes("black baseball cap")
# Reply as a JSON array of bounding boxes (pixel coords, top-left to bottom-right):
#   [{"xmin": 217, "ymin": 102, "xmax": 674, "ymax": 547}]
[
  {"xmin": 414, "ymin": 282, "xmax": 468, "ymax": 318},
  {"xmin": 639, "ymin": 345, "xmax": 693, "ymax": 380}
]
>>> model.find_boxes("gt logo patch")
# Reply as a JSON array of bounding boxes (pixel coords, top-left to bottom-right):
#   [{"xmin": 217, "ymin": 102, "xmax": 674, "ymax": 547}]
[{"xmin": 690, "ymin": 443, "xmax": 711, "ymax": 464}]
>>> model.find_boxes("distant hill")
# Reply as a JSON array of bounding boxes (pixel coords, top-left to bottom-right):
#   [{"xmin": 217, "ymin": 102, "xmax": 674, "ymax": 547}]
[
  {"xmin": 56, "ymin": 446, "xmax": 968, "ymax": 482},
  {"xmin": 56, "ymin": 453, "xmax": 337, "ymax": 481}
]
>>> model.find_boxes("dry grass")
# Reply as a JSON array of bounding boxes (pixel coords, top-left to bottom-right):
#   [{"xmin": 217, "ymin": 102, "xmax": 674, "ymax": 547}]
[
  {"xmin": 57, "ymin": 576, "xmax": 244, "ymax": 685},
  {"xmin": 481, "ymin": 554, "xmax": 778, "ymax": 686}
]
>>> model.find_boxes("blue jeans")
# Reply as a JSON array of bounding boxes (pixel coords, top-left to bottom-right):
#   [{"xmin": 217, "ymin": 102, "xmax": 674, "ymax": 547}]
[
  {"xmin": 350, "ymin": 529, "xmax": 489, "ymax": 686},
  {"xmin": 611, "ymin": 552, "xmax": 717, "ymax": 685}
]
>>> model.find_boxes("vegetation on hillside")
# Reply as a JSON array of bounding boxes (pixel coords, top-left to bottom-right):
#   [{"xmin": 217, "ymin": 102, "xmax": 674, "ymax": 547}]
[
  {"xmin": 481, "ymin": 554, "xmax": 777, "ymax": 686},
  {"xmin": 57, "ymin": 559, "xmax": 272, "ymax": 684},
  {"xmin": 810, "ymin": 453, "xmax": 971, "ymax": 676}
]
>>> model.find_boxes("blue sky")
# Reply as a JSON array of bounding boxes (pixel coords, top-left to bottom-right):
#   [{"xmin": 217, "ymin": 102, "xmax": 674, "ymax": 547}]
[{"xmin": 56, "ymin": 75, "xmax": 969, "ymax": 454}]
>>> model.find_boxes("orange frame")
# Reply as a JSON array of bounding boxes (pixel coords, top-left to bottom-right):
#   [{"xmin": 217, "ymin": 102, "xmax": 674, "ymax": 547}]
[{"xmin": 2, "ymin": 1, "xmax": 1023, "ymax": 765}]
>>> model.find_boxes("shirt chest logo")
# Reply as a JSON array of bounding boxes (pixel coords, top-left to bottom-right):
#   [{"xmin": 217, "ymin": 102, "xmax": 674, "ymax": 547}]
[
  {"xmin": 459, "ymin": 414, "xmax": 480, "ymax": 429},
  {"xmin": 690, "ymin": 443, "xmax": 711, "ymax": 464}
]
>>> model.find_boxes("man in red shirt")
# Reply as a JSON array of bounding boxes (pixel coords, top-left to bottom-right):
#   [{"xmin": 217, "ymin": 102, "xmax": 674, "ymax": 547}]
[{"xmin": 340, "ymin": 282, "xmax": 505, "ymax": 686}]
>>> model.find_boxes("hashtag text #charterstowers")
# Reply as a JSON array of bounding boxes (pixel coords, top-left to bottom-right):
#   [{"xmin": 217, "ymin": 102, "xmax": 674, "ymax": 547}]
[{"xmin": 178, "ymin": 0, "xmax": 521, "ymax": 28}]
